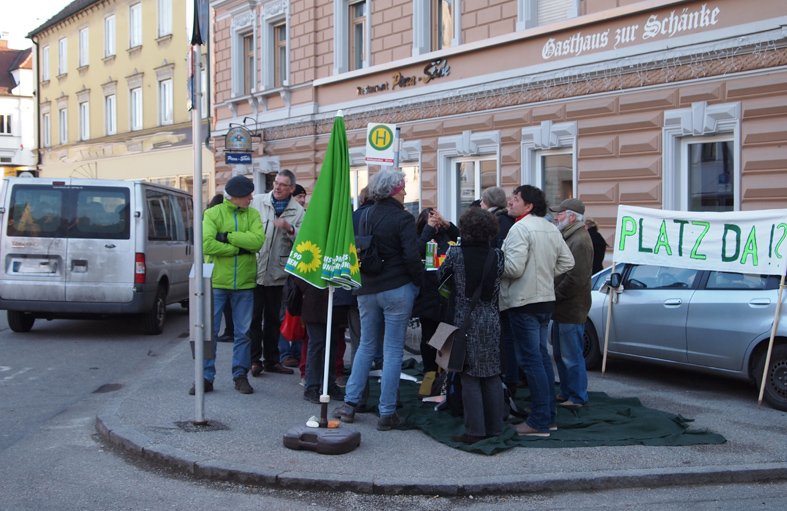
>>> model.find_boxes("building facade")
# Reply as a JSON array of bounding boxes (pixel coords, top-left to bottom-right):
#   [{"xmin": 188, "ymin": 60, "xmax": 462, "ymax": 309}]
[
  {"xmin": 28, "ymin": 0, "xmax": 214, "ymax": 200},
  {"xmin": 0, "ymin": 39, "xmax": 35, "ymax": 177},
  {"xmin": 211, "ymin": 0, "xmax": 786, "ymax": 248}
]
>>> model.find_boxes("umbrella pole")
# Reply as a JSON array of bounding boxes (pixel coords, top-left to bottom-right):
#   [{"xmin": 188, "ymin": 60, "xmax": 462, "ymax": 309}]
[{"xmin": 319, "ymin": 286, "xmax": 335, "ymax": 427}]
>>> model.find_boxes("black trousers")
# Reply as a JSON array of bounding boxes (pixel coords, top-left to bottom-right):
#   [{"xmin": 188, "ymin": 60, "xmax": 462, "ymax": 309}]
[
  {"xmin": 419, "ymin": 317, "xmax": 439, "ymax": 373},
  {"xmin": 250, "ymin": 284, "xmax": 283, "ymax": 366}
]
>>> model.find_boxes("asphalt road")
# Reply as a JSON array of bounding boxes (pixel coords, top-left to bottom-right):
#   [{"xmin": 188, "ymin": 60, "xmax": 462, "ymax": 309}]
[{"xmin": 1, "ymin": 309, "xmax": 786, "ymax": 510}]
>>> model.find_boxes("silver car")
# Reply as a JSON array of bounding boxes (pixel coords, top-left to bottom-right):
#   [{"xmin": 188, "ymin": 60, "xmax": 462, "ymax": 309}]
[{"xmin": 583, "ymin": 264, "xmax": 786, "ymax": 411}]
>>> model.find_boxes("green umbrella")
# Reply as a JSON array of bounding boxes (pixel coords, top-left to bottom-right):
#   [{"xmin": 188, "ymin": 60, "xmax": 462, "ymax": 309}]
[{"xmin": 285, "ymin": 111, "xmax": 361, "ymax": 290}]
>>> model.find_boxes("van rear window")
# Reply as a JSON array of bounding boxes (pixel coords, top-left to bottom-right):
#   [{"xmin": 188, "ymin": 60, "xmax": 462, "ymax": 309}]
[{"xmin": 6, "ymin": 185, "xmax": 130, "ymax": 240}]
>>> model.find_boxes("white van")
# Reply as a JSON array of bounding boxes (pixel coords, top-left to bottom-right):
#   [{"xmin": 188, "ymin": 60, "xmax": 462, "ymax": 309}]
[{"xmin": 0, "ymin": 177, "xmax": 194, "ymax": 334}]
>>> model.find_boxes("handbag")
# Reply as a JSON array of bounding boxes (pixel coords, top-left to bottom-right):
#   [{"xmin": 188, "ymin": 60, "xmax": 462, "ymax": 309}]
[
  {"xmin": 428, "ymin": 249, "xmax": 496, "ymax": 372},
  {"xmin": 355, "ymin": 207, "xmax": 384, "ymax": 275},
  {"xmin": 280, "ymin": 310, "xmax": 306, "ymax": 342}
]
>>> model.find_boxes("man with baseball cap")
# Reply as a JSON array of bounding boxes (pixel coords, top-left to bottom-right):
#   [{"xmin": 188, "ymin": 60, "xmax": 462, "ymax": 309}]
[
  {"xmin": 194, "ymin": 175, "xmax": 264, "ymax": 395},
  {"xmin": 549, "ymin": 197, "xmax": 593, "ymax": 408}
]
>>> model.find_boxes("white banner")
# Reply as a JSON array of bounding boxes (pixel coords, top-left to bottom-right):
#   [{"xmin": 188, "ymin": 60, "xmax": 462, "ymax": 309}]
[{"xmin": 614, "ymin": 205, "xmax": 787, "ymax": 276}]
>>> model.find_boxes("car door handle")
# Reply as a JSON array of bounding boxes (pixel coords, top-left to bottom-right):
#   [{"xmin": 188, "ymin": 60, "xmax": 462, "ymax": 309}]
[
  {"xmin": 105, "ymin": 243, "xmax": 116, "ymax": 249},
  {"xmin": 663, "ymin": 298, "xmax": 682, "ymax": 307},
  {"xmin": 748, "ymin": 298, "xmax": 770, "ymax": 307}
]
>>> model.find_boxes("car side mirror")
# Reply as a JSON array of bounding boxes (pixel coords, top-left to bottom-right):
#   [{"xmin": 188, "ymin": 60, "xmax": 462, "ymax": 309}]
[{"xmin": 608, "ymin": 272, "xmax": 622, "ymax": 288}]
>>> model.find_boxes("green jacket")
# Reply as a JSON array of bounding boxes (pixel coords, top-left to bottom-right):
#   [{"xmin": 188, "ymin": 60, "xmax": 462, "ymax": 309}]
[{"xmin": 203, "ymin": 200, "xmax": 265, "ymax": 290}]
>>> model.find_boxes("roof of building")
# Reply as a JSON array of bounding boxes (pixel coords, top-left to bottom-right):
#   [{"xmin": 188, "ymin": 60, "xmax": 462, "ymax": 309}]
[
  {"xmin": 0, "ymin": 43, "xmax": 32, "ymax": 94},
  {"xmin": 26, "ymin": 0, "xmax": 99, "ymax": 39}
]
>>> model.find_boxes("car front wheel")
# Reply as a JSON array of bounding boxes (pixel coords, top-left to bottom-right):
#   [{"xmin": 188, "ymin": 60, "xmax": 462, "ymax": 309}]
[{"xmin": 755, "ymin": 344, "xmax": 787, "ymax": 412}]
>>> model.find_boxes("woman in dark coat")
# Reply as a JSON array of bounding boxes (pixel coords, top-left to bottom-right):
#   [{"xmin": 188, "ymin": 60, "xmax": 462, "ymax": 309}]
[
  {"xmin": 414, "ymin": 207, "xmax": 459, "ymax": 373},
  {"xmin": 585, "ymin": 218, "xmax": 608, "ymax": 274},
  {"xmin": 333, "ymin": 170, "xmax": 422, "ymax": 431},
  {"xmin": 439, "ymin": 207, "xmax": 505, "ymax": 444}
]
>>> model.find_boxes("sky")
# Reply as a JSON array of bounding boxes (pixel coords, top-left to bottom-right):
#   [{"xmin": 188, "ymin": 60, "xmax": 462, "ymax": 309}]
[{"xmin": 0, "ymin": 0, "xmax": 73, "ymax": 49}]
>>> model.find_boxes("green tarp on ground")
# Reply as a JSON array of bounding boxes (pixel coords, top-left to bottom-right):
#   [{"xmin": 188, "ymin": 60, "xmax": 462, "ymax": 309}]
[{"xmin": 363, "ymin": 365, "xmax": 726, "ymax": 455}]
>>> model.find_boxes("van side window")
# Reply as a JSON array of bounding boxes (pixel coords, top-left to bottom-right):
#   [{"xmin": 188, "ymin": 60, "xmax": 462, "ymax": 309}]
[
  {"xmin": 146, "ymin": 191, "xmax": 176, "ymax": 241},
  {"xmin": 74, "ymin": 189, "xmax": 129, "ymax": 239},
  {"xmin": 175, "ymin": 195, "xmax": 193, "ymax": 242},
  {"xmin": 7, "ymin": 188, "xmax": 65, "ymax": 237}
]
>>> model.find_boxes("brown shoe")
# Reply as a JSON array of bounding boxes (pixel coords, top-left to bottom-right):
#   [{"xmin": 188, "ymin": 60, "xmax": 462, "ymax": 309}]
[
  {"xmin": 251, "ymin": 362, "xmax": 263, "ymax": 377},
  {"xmin": 233, "ymin": 376, "xmax": 254, "ymax": 394},
  {"xmin": 451, "ymin": 433, "xmax": 486, "ymax": 445},
  {"xmin": 281, "ymin": 356, "xmax": 298, "ymax": 368},
  {"xmin": 265, "ymin": 362, "xmax": 294, "ymax": 375}
]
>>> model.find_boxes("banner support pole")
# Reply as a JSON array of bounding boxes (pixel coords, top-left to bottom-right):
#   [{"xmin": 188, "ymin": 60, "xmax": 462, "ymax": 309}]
[
  {"xmin": 601, "ymin": 261, "xmax": 616, "ymax": 375},
  {"xmin": 758, "ymin": 274, "xmax": 786, "ymax": 405}
]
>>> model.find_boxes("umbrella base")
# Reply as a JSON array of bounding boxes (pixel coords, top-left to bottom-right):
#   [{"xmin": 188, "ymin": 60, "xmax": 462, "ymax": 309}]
[{"xmin": 283, "ymin": 424, "xmax": 361, "ymax": 455}]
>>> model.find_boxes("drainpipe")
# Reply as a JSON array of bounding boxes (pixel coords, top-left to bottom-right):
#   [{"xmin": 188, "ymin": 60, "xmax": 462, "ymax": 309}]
[{"xmin": 30, "ymin": 36, "xmax": 41, "ymax": 173}]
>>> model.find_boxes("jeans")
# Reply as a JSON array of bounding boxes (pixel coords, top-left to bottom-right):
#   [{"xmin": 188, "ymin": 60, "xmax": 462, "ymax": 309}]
[
  {"xmin": 278, "ymin": 335, "xmax": 301, "ymax": 362},
  {"xmin": 204, "ymin": 288, "xmax": 253, "ymax": 381},
  {"xmin": 499, "ymin": 310, "xmax": 520, "ymax": 388},
  {"xmin": 551, "ymin": 321, "xmax": 589, "ymax": 404},
  {"xmin": 344, "ymin": 282, "xmax": 418, "ymax": 417},
  {"xmin": 505, "ymin": 309, "xmax": 555, "ymax": 431}
]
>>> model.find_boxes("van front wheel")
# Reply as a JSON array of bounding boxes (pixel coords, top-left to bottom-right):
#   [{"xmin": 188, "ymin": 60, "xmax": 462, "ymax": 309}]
[
  {"xmin": 8, "ymin": 311, "xmax": 35, "ymax": 333},
  {"xmin": 143, "ymin": 287, "xmax": 167, "ymax": 335}
]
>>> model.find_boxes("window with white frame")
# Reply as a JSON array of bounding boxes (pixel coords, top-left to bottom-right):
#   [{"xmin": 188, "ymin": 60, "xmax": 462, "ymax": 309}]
[
  {"xmin": 129, "ymin": 3, "xmax": 142, "ymax": 48},
  {"xmin": 517, "ymin": 0, "xmax": 578, "ymax": 31},
  {"xmin": 431, "ymin": 0, "xmax": 454, "ymax": 51},
  {"xmin": 105, "ymin": 94, "xmax": 116, "ymax": 135},
  {"xmin": 231, "ymin": 11, "xmax": 255, "ymax": 97},
  {"xmin": 159, "ymin": 79, "xmax": 173, "ymax": 125},
  {"xmin": 413, "ymin": 0, "xmax": 460, "ymax": 56},
  {"xmin": 241, "ymin": 31, "xmax": 254, "ymax": 95},
  {"xmin": 42, "ymin": 46, "xmax": 50, "ymax": 81},
  {"xmin": 158, "ymin": 0, "xmax": 172, "ymax": 37},
  {"xmin": 349, "ymin": 1, "xmax": 366, "ymax": 71},
  {"xmin": 104, "ymin": 15, "xmax": 116, "ymax": 57},
  {"xmin": 663, "ymin": 101, "xmax": 740, "ymax": 212},
  {"xmin": 539, "ymin": 151, "xmax": 574, "ymax": 209},
  {"xmin": 58, "ymin": 108, "xmax": 68, "ymax": 144},
  {"xmin": 261, "ymin": 1, "xmax": 288, "ymax": 90},
  {"xmin": 521, "ymin": 121, "xmax": 577, "ymax": 207},
  {"xmin": 0, "ymin": 114, "xmax": 11, "ymax": 134},
  {"xmin": 58, "ymin": 38, "xmax": 67, "ymax": 75},
  {"xmin": 130, "ymin": 87, "xmax": 143, "ymax": 130},
  {"xmin": 78, "ymin": 101, "xmax": 89, "ymax": 140},
  {"xmin": 42, "ymin": 112, "xmax": 51, "ymax": 147},
  {"xmin": 273, "ymin": 21, "xmax": 287, "ymax": 88},
  {"xmin": 79, "ymin": 27, "xmax": 89, "ymax": 67},
  {"xmin": 334, "ymin": 0, "xmax": 369, "ymax": 73},
  {"xmin": 437, "ymin": 132, "xmax": 499, "ymax": 223}
]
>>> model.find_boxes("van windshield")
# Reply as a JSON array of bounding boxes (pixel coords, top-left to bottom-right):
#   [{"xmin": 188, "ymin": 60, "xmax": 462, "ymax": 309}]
[{"xmin": 7, "ymin": 185, "xmax": 130, "ymax": 240}]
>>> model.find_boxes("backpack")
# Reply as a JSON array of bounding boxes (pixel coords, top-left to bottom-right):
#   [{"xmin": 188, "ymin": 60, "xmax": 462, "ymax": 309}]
[{"xmin": 355, "ymin": 207, "xmax": 384, "ymax": 275}]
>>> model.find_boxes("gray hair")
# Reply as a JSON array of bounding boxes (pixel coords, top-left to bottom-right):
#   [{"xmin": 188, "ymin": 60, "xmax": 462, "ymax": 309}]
[
  {"xmin": 567, "ymin": 210, "xmax": 585, "ymax": 223},
  {"xmin": 368, "ymin": 170, "xmax": 406, "ymax": 201},
  {"xmin": 481, "ymin": 186, "xmax": 507, "ymax": 209},
  {"xmin": 278, "ymin": 169, "xmax": 296, "ymax": 186}
]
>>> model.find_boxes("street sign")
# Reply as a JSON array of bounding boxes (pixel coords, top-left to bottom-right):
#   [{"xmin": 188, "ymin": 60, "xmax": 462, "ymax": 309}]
[
  {"xmin": 225, "ymin": 152, "xmax": 252, "ymax": 164},
  {"xmin": 365, "ymin": 123, "xmax": 396, "ymax": 165}
]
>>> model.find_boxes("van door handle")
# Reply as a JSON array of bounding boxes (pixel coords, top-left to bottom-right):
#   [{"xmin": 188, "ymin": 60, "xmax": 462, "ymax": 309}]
[
  {"xmin": 105, "ymin": 243, "xmax": 116, "ymax": 249},
  {"xmin": 663, "ymin": 298, "xmax": 682, "ymax": 307},
  {"xmin": 749, "ymin": 298, "xmax": 770, "ymax": 307}
]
